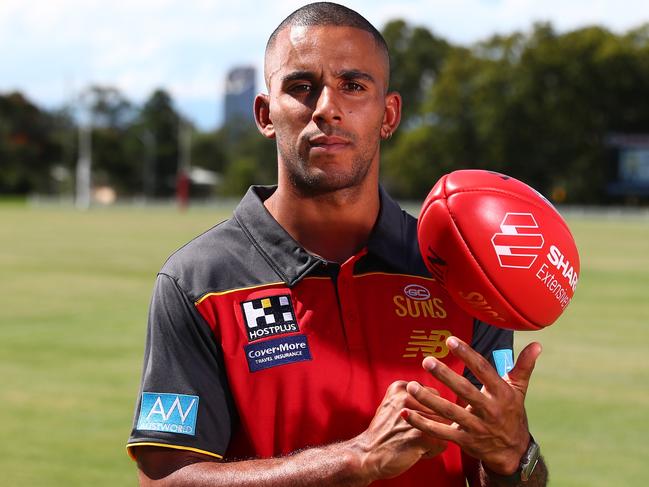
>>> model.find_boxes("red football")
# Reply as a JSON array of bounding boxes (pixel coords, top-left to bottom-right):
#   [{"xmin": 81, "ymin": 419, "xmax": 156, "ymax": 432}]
[{"xmin": 417, "ymin": 169, "xmax": 580, "ymax": 330}]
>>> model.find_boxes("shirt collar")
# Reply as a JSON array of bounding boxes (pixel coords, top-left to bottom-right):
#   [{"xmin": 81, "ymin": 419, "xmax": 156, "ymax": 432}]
[
  {"xmin": 233, "ymin": 185, "xmax": 419, "ymax": 286},
  {"xmin": 367, "ymin": 186, "xmax": 421, "ymax": 273}
]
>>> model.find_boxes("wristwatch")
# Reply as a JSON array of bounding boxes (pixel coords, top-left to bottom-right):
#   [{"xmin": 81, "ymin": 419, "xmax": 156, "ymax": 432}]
[
  {"xmin": 484, "ymin": 434, "xmax": 541, "ymax": 484},
  {"xmin": 519, "ymin": 434, "xmax": 541, "ymax": 481}
]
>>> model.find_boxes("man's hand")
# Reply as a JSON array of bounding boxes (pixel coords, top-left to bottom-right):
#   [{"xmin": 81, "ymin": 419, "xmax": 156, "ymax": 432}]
[
  {"xmin": 350, "ymin": 380, "xmax": 448, "ymax": 482},
  {"xmin": 400, "ymin": 337, "xmax": 542, "ymax": 476}
]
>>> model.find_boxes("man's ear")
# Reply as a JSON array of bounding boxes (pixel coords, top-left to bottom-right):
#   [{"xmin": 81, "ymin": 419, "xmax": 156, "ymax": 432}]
[
  {"xmin": 254, "ymin": 94, "xmax": 275, "ymax": 139},
  {"xmin": 380, "ymin": 91, "xmax": 402, "ymax": 140}
]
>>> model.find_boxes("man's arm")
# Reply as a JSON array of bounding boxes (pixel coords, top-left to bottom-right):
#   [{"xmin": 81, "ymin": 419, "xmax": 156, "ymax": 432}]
[
  {"xmin": 135, "ymin": 381, "xmax": 447, "ymax": 486},
  {"xmin": 136, "ymin": 441, "xmax": 367, "ymax": 487},
  {"xmin": 401, "ymin": 336, "xmax": 548, "ymax": 487}
]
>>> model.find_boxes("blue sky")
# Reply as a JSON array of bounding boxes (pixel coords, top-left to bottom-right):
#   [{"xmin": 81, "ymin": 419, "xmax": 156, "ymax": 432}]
[{"xmin": 2, "ymin": 0, "xmax": 648, "ymax": 130}]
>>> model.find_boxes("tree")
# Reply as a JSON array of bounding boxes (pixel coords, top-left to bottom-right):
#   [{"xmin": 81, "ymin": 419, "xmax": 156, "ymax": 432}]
[
  {"xmin": 76, "ymin": 85, "xmax": 141, "ymax": 195},
  {"xmin": 218, "ymin": 124, "xmax": 276, "ymax": 196},
  {"xmin": 382, "ymin": 20, "xmax": 451, "ymax": 127},
  {"xmin": 0, "ymin": 92, "xmax": 65, "ymax": 194},
  {"xmin": 192, "ymin": 130, "xmax": 228, "ymax": 177},
  {"xmin": 138, "ymin": 89, "xmax": 182, "ymax": 197},
  {"xmin": 383, "ymin": 21, "xmax": 649, "ymax": 203}
]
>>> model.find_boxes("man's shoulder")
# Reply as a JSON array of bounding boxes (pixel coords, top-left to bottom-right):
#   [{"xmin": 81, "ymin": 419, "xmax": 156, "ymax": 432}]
[
  {"xmin": 161, "ymin": 218, "xmax": 235, "ymax": 272},
  {"xmin": 158, "ymin": 216, "xmax": 280, "ymax": 302}
]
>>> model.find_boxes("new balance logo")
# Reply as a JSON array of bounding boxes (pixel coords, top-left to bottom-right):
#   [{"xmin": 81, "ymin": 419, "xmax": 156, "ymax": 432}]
[
  {"xmin": 402, "ymin": 329, "xmax": 451, "ymax": 359},
  {"xmin": 491, "ymin": 213, "xmax": 544, "ymax": 269}
]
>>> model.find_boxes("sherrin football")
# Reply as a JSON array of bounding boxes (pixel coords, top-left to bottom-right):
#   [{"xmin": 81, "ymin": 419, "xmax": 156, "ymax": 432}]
[{"xmin": 417, "ymin": 169, "xmax": 580, "ymax": 331}]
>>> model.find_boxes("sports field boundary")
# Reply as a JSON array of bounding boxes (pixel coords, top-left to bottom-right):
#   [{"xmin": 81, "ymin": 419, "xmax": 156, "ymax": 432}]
[{"xmin": 24, "ymin": 194, "xmax": 649, "ymax": 219}]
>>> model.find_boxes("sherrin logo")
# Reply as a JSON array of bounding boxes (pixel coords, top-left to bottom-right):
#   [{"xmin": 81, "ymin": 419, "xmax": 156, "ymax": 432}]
[
  {"xmin": 491, "ymin": 213, "xmax": 544, "ymax": 269},
  {"xmin": 458, "ymin": 291, "xmax": 506, "ymax": 322}
]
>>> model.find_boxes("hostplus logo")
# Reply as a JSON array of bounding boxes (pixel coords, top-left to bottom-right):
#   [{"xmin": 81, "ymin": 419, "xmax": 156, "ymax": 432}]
[
  {"xmin": 491, "ymin": 213, "xmax": 544, "ymax": 269},
  {"xmin": 241, "ymin": 294, "xmax": 299, "ymax": 341}
]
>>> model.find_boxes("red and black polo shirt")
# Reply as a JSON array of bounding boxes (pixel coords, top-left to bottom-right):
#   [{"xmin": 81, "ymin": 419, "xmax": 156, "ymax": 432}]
[{"xmin": 128, "ymin": 185, "xmax": 513, "ymax": 486}]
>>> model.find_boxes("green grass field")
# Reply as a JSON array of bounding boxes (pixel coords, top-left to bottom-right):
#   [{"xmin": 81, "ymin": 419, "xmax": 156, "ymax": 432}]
[{"xmin": 1, "ymin": 203, "xmax": 648, "ymax": 486}]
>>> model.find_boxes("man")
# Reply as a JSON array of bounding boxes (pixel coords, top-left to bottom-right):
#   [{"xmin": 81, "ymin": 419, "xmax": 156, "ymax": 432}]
[{"xmin": 127, "ymin": 3, "xmax": 548, "ymax": 486}]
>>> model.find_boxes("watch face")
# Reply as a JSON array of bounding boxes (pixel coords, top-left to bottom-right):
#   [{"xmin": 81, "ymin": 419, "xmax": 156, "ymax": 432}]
[{"xmin": 520, "ymin": 439, "xmax": 541, "ymax": 481}]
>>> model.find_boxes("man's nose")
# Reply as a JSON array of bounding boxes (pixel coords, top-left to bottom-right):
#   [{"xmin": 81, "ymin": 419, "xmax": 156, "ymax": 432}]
[{"xmin": 312, "ymin": 86, "xmax": 342, "ymax": 124}]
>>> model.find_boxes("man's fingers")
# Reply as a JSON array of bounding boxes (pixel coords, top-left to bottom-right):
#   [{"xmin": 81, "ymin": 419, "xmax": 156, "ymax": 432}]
[
  {"xmin": 507, "ymin": 342, "xmax": 542, "ymax": 394},
  {"xmin": 418, "ymin": 355, "xmax": 491, "ymax": 410},
  {"xmin": 443, "ymin": 336, "xmax": 506, "ymax": 393},
  {"xmin": 401, "ymin": 408, "xmax": 467, "ymax": 445},
  {"xmin": 387, "ymin": 380, "xmax": 447, "ymax": 417},
  {"xmin": 406, "ymin": 381, "xmax": 481, "ymax": 430},
  {"xmin": 420, "ymin": 348, "xmax": 489, "ymax": 409}
]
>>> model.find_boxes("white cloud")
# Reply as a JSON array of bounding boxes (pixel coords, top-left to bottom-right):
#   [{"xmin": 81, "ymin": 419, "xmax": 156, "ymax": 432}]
[{"xmin": 2, "ymin": 0, "xmax": 649, "ymax": 129}]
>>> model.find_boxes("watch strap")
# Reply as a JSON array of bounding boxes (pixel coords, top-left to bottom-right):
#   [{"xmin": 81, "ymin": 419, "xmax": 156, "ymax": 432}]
[{"xmin": 520, "ymin": 435, "xmax": 541, "ymax": 481}]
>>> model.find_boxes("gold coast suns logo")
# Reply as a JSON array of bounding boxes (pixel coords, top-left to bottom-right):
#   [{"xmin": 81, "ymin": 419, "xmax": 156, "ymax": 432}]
[{"xmin": 393, "ymin": 284, "xmax": 447, "ymax": 319}]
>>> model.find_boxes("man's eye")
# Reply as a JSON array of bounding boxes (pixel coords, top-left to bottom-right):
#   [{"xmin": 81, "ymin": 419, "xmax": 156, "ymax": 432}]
[
  {"xmin": 289, "ymin": 84, "xmax": 312, "ymax": 93},
  {"xmin": 343, "ymin": 82, "xmax": 364, "ymax": 91}
]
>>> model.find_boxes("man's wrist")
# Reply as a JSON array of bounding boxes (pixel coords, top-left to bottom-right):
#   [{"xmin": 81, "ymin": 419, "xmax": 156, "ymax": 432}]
[
  {"xmin": 481, "ymin": 434, "xmax": 541, "ymax": 484},
  {"xmin": 333, "ymin": 438, "xmax": 374, "ymax": 487},
  {"xmin": 336, "ymin": 434, "xmax": 379, "ymax": 485},
  {"xmin": 482, "ymin": 432, "xmax": 531, "ymax": 477}
]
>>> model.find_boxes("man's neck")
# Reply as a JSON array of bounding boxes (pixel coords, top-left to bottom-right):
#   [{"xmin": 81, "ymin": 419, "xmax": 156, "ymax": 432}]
[{"xmin": 264, "ymin": 180, "xmax": 380, "ymax": 264}]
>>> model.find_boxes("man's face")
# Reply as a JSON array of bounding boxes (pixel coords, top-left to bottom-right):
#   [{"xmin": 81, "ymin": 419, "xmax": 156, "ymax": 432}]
[{"xmin": 261, "ymin": 25, "xmax": 394, "ymax": 195}]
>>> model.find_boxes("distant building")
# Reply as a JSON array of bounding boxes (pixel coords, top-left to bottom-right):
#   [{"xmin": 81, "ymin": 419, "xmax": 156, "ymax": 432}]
[
  {"xmin": 606, "ymin": 134, "xmax": 649, "ymax": 199},
  {"xmin": 224, "ymin": 66, "xmax": 256, "ymax": 128}
]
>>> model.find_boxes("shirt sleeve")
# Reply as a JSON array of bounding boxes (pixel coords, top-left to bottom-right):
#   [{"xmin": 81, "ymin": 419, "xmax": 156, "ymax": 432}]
[
  {"xmin": 127, "ymin": 273, "xmax": 235, "ymax": 460},
  {"xmin": 464, "ymin": 320, "xmax": 515, "ymax": 389}
]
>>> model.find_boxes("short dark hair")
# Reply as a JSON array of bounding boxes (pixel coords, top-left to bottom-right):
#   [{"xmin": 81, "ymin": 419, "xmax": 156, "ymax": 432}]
[{"xmin": 266, "ymin": 2, "xmax": 389, "ymax": 65}]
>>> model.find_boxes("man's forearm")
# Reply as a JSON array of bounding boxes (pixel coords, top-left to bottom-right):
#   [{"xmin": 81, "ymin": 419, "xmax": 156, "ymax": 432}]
[
  {"xmin": 138, "ymin": 440, "xmax": 373, "ymax": 487},
  {"xmin": 480, "ymin": 456, "xmax": 548, "ymax": 487},
  {"xmin": 137, "ymin": 381, "xmax": 447, "ymax": 486}
]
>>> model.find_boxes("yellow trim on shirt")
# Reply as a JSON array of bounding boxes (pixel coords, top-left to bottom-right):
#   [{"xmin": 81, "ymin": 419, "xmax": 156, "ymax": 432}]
[
  {"xmin": 354, "ymin": 271, "xmax": 437, "ymax": 281},
  {"xmin": 127, "ymin": 442, "xmax": 224, "ymax": 461},
  {"xmin": 194, "ymin": 272, "xmax": 433, "ymax": 305},
  {"xmin": 195, "ymin": 281, "xmax": 284, "ymax": 305}
]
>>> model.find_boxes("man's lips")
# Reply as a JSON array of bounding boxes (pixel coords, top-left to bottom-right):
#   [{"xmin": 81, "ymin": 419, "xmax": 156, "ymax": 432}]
[{"xmin": 308, "ymin": 135, "xmax": 351, "ymax": 151}]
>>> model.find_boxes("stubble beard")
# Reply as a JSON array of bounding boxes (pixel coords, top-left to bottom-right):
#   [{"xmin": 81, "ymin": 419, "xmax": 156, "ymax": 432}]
[{"xmin": 276, "ymin": 131, "xmax": 380, "ymax": 197}]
